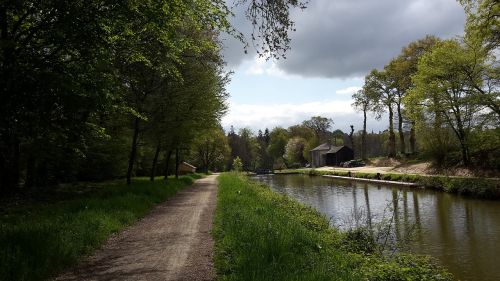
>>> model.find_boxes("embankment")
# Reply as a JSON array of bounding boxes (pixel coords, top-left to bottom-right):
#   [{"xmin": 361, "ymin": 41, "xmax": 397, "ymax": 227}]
[{"xmin": 213, "ymin": 173, "xmax": 452, "ymax": 281}]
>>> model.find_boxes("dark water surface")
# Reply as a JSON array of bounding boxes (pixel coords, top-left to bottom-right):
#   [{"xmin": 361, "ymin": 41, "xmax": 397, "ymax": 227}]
[{"xmin": 252, "ymin": 174, "xmax": 500, "ymax": 281}]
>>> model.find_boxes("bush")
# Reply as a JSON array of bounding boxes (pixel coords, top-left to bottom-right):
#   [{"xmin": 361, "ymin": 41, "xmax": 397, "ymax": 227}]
[{"xmin": 417, "ymin": 176, "xmax": 500, "ymax": 199}]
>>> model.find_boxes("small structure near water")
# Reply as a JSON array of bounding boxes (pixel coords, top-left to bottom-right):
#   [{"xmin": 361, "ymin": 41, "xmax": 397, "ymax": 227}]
[{"xmin": 310, "ymin": 143, "xmax": 354, "ymax": 167}]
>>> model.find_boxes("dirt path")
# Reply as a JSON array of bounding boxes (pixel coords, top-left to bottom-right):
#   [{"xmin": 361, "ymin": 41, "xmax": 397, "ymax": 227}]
[{"xmin": 57, "ymin": 175, "xmax": 219, "ymax": 281}]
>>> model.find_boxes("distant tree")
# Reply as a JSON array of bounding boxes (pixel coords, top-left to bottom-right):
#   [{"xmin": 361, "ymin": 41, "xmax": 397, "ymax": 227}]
[
  {"xmin": 352, "ymin": 89, "xmax": 382, "ymax": 159},
  {"xmin": 302, "ymin": 116, "xmax": 333, "ymax": 143},
  {"xmin": 348, "ymin": 125, "xmax": 355, "ymax": 154},
  {"xmin": 256, "ymin": 128, "xmax": 272, "ymax": 169},
  {"xmin": 191, "ymin": 127, "xmax": 230, "ymax": 173},
  {"xmin": 232, "ymin": 156, "xmax": 243, "ymax": 172},
  {"xmin": 332, "ymin": 129, "xmax": 344, "ymax": 146},
  {"xmin": 267, "ymin": 127, "xmax": 289, "ymax": 166},
  {"xmin": 284, "ymin": 137, "xmax": 307, "ymax": 166},
  {"xmin": 288, "ymin": 124, "xmax": 315, "ymax": 140},
  {"xmin": 364, "ymin": 69, "xmax": 397, "ymax": 157}
]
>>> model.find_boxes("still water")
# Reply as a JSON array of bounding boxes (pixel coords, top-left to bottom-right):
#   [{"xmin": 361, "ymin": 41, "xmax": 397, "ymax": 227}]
[{"xmin": 252, "ymin": 174, "xmax": 500, "ymax": 281}]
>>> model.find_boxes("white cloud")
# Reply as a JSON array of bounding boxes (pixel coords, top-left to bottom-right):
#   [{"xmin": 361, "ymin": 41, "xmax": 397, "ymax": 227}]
[
  {"xmin": 222, "ymin": 99, "xmax": 389, "ymax": 133},
  {"xmin": 335, "ymin": 86, "xmax": 362, "ymax": 95},
  {"xmin": 246, "ymin": 57, "xmax": 265, "ymax": 75},
  {"xmin": 223, "ymin": 99, "xmax": 349, "ymax": 130},
  {"xmin": 245, "ymin": 56, "xmax": 296, "ymax": 79}
]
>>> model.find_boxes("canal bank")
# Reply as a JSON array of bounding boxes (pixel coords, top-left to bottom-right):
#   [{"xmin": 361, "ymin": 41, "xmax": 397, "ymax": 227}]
[
  {"xmin": 214, "ymin": 173, "xmax": 452, "ymax": 281},
  {"xmin": 253, "ymin": 173, "xmax": 500, "ymax": 281},
  {"xmin": 276, "ymin": 168, "xmax": 500, "ymax": 199}
]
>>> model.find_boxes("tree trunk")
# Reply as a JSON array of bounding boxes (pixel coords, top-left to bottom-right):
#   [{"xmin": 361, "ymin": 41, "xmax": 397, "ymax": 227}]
[
  {"xmin": 460, "ymin": 141, "xmax": 470, "ymax": 167},
  {"xmin": 164, "ymin": 149, "xmax": 173, "ymax": 182},
  {"xmin": 362, "ymin": 109, "xmax": 367, "ymax": 159},
  {"xmin": 0, "ymin": 136, "xmax": 21, "ymax": 194},
  {"xmin": 149, "ymin": 142, "xmax": 161, "ymax": 181},
  {"xmin": 25, "ymin": 152, "xmax": 35, "ymax": 189},
  {"xmin": 175, "ymin": 148, "xmax": 180, "ymax": 179},
  {"xmin": 349, "ymin": 125, "xmax": 355, "ymax": 157},
  {"xmin": 388, "ymin": 107, "xmax": 396, "ymax": 158},
  {"xmin": 397, "ymin": 103, "xmax": 405, "ymax": 155},
  {"xmin": 126, "ymin": 117, "xmax": 140, "ymax": 185},
  {"xmin": 409, "ymin": 121, "xmax": 416, "ymax": 154}
]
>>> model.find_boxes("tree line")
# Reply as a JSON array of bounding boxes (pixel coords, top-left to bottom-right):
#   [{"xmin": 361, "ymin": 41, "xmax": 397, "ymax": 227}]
[
  {"xmin": 0, "ymin": 0, "xmax": 307, "ymax": 195},
  {"xmin": 219, "ymin": 116, "xmax": 396, "ymax": 172},
  {"xmin": 353, "ymin": 0, "xmax": 498, "ymax": 169}
]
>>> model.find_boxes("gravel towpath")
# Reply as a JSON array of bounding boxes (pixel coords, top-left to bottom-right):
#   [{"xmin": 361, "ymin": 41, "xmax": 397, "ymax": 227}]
[{"xmin": 57, "ymin": 175, "xmax": 219, "ymax": 281}]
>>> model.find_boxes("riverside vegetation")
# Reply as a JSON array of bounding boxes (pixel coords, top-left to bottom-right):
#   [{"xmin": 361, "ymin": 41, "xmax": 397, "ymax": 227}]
[
  {"xmin": 0, "ymin": 174, "xmax": 202, "ymax": 281},
  {"xmin": 213, "ymin": 173, "xmax": 451, "ymax": 281},
  {"xmin": 281, "ymin": 169, "xmax": 500, "ymax": 199}
]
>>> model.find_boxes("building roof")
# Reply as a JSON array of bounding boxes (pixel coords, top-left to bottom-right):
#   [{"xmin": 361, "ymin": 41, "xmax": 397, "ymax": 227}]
[
  {"xmin": 310, "ymin": 143, "xmax": 331, "ymax": 151},
  {"xmin": 310, "ymin": 143, "xmax": 352, "ymax": 154},
  {"xmin": 180, "ymin": 162, "xmax": 196, "ymax": 169},
  {"xmin": 327, "ymin": 146, "xmax": 344, "ymax": 154}
]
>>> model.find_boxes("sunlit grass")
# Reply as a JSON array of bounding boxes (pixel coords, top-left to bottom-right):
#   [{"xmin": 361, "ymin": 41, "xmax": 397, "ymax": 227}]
[{"xmin": 213, "ymin": 173, "xmax": 452, "ymax": 281}]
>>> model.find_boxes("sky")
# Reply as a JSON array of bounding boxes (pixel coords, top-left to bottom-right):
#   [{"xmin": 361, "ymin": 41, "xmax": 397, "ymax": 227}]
[{"xmin": 220, "ymin": 0, "xmax": 466, "ymax": 134}]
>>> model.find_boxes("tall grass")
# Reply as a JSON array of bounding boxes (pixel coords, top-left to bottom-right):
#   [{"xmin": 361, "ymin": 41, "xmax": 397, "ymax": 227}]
[
  {"xmin": 0, "ymin": 175, "xmax": 200, "ymax": 281},
  {"xmin": 213, "ymin": 173, "xmax": 451, "ymax": 281}
]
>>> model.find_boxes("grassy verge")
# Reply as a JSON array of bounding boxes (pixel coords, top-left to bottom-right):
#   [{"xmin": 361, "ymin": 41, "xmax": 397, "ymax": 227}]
[
  {"xmin": 281, "ymin": 169, "xmax": 500, "ymax": 199},
  {"xmin": 213, "ymin": 173, "xmax": 451, "ymax": 281},
  {"xmin": 0, "ymin": 174, "xmax": 202, "ymax": 281}
]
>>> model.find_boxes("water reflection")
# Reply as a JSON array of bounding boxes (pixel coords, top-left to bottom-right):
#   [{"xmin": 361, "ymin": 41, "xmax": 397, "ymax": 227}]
[{"xmin": 252, "ymin": 174, "xmax": 500, "ymax": 281}]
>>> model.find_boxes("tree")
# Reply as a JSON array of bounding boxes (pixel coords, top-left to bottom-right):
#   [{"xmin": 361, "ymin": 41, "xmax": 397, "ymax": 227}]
[
  {"xmin": 352, "ymin": 89, "xmax": 382, "ymax": 159},
  {"xmin": 459, "ymin": 1, "xmax": 500, "ymax": 122},
  {"xmin": 192, "ymin": 127, "xmax": 230, "ymax": 173},
  {"xmin": 407, "ymin": 40, "xmax": 483, "ymax": 166},
  {"xmin": 0, "ymin": 0, "xmax": 309, "ymax": 194},
  {"xmin": 460, "ymin": 0, "xmax": 499, "ymax": 52},
  {"xmin": 238, "ymin": 128, "xmax": 260, "ymax": 170},
  {"xmin": 267, "ymin": 127, "xmax": 289, "ymax": 167},
  {"xmin": 232, "ymin": 156, "xmax": 243, "ymax": 172},
  {"xmin": 302, "ymin": 116, "xmax": 333, "ymax": 143},
  {"xmin": 393, "ymin": 35, "xmax": 441, "ymax": 154},
  {"xmin": 243, "ymin": 0, "xmax": 308, "ymax": 59},
  {"xmin": 284, "ymin": 137, "xmax": 307, "ymax": 166},
  {"xmin": 332, "ymin": 129, "xmax": 345, "ymax": 146},
  {"xmin": 364, "ymin": 69, "xmax": 397, "ymax": 157},
  {"xmin": 256, "ymin": 128, "xmax": 272, "ymax": 169},
  {"xmin": 348, "ymin": 125, "xmax": 355, "ymax": 154}
]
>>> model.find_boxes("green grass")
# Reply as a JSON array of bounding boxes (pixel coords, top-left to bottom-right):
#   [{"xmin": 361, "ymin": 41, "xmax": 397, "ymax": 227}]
[
  {"xmin": 0, "ymin": 174, "xmax": 202, "ymax": 281},
  {"xmin": 213, "ymin": 173, "xmax": 452, "ymax": 281}
]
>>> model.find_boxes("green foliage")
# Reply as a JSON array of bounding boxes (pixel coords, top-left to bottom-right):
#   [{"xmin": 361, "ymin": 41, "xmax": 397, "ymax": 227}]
[
  {"xmin": 190, "ymin": 127, "xmax": 230, "ymax": 173},
  {"xmin": 363, "ymin": 254, "xmax": 452, "ymax": 281},
  {"xmin": 284, "ymin": 137, "xmax": 307, "ymax": 166},
  {"xmin": 232, "ymin": 157, "xmax": 243, "ymax": 172},
  {"xmin": 213, "ymin": 173, "xmax": 452, "ymax": 281},
  {"xmin": 0, "ymin": 0, "xmax": 311, "ymax": 193},
  {"xmin": 0, "ymin": 175, "xmax": 200, "ymax": 281},
  {"xmin": 296, "ymin": 169, "xmax": 498, "ymax": 198},
  {"xmin": 302, "ymin": 116, "xmax": 334, "ymax": 143},
  {"xmin": 417, "ymin": 176, "xmax": 500, "ymax": 199},
  {"xmin": 267, "ymin": 127, "xmax": 290, "ymax": 163}
]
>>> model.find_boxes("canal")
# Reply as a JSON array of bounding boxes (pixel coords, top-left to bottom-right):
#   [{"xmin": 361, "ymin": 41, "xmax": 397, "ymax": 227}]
[{"xmin": 252, "ymin": 174, "xmax": 500, "ymax": 281}]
